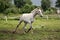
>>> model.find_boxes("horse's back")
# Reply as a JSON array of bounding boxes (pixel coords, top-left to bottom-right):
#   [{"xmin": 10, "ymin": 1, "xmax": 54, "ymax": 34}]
[
  {"xmin": 22, "ymin": 13, "xmax": 33, "ymax": 18},
  {"xmin": 20, "ymin": 13, "xmax": 33, "ymax": 22}
]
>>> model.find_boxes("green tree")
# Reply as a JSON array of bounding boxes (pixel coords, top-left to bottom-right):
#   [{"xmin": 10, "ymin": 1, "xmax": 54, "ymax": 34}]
[
  {"xmin": 41, "ymin": 0, "xmax": 51, "ymax": 11},
  {"xmin": 14, "ymin": 0, "xmax": 32, "ymax": 8},
  {"xmin": 14, "ymin": 0, "xmax": 26, "ymax": 8},
  {"xmin": 56, "ymin": 0, "xmax": 60, "ymax": 7},
  {"xmin": 0, "ymin": 0, "xmax": 11, "ymax": 12},
  {"xmin": 21, "ymin": 4, "xmax": 36, "ymax": 13},
  {"xmin": 25, "ymin": 0, "xmax": 32, "ymax": 5}
]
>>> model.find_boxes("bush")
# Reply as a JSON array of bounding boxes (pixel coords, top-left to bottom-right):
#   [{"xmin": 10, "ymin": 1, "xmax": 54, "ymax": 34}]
[
  {"xmin": 4, "ymin": 7, "xmax": 20, "ymax": 15},
  {"xmin": 44, "ymin": 7, "xmax": 57, "ymax": 14},
  {"xmin": 3, "ymin": 4, "xmax": 37, "ymax": 14}
]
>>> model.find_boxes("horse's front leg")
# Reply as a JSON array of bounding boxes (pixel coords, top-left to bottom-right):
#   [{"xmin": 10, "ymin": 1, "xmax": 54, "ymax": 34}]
[
  {"xmin": 23, "ymin": 22, "xmax": 27, "ymax": 33},
  {"xmin": 13, "ymin": 21, "xmax": 22, "ymax": 33},
  {"xmin": 27, "ymin": 22, "xmax": 32, "ymax": 33}
]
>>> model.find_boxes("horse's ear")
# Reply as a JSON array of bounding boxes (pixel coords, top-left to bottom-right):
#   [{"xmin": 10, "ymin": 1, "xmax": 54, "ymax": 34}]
[
  {"xmin": 37, "ymin": 7, "xmax": 39, "ymax": 9},
  {"xmin": 37, "ymin": 7, "xmax": 40, "ymax": 9}
]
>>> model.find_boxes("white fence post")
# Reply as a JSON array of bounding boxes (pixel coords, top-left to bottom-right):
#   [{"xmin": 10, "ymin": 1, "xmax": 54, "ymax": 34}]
[
  {"xmin": 5, "ymin": 16, "xmax": 7, "ymax": 22},
  {"xmin": 46, "ymin": 15, "xmax": 48, "ymax": 20}
]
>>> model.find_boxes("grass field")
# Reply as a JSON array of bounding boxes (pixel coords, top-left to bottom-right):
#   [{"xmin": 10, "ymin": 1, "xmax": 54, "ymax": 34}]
[{"xmin": 0, "ymin": 17, "xmax": 60, "ymax": 40}]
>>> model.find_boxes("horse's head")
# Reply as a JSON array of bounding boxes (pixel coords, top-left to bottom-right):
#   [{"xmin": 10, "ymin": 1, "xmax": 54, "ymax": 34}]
[
  {"xmin": 37, "ymin": 8, "xmax": 43, "ymax": 17},
  {"xmin": 31, "ymin": 8, "xmax": 43, "ymax": 17}
]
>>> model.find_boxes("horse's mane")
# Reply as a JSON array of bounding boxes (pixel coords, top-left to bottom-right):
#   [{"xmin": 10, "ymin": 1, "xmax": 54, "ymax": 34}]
[{"xmin": 31, "ymin": 8, "xmax": 38, "ymax": 13}]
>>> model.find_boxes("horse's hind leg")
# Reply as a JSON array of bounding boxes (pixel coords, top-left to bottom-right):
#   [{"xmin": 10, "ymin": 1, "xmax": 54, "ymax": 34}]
[{"xmin": 13, "ymin": 21, "xmax": 22, "ymax": 33}]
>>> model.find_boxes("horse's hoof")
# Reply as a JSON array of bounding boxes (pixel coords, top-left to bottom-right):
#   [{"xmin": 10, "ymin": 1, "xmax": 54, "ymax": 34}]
[
  {"xmin": 24, "ymin": 31, "xmax": 27, "ymax": 33},
  {"xmin": 12, "ymin": 31, "xmax": 16, "ymax": 33},
  {"xmin": 26, "ymin": 31, "xmax": 29, "ymax": 33}
]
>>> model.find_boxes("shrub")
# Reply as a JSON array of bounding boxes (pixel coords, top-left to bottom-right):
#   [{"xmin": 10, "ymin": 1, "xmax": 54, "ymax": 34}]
[
  {"xmin": 44, "ymin": 7, "xmax": 57, "ymax": 14},
  {"xmin": 4, "ymin": 7, "xmax": 20, "ymax": 15}
]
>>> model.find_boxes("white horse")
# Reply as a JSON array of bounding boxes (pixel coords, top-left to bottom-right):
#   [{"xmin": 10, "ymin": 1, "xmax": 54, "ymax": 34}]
[{"xmin": 13, "ymin": 8, "xmax": 43, "ymax": 33}]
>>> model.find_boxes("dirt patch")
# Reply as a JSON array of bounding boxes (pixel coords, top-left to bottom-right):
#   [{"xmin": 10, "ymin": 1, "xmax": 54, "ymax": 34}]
[
  {"xmin": 0, "ymin": 30, "xmax": 12, "ymax": 33},
  {"xmin": 0, "ymin": 30, "xmax": 26, "ymax": 35}
]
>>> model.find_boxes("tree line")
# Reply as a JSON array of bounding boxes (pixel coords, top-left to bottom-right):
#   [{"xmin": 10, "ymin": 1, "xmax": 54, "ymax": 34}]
[{"xmin": 0, "ymin": 0, "xmax": 60, "ymax": 15}]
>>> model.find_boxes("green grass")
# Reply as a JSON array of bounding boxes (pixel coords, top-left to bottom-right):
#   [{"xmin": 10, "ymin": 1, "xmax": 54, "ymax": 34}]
[{"xmin": 0, "ymin": 18, "xmax": 60, "ymax": 40}]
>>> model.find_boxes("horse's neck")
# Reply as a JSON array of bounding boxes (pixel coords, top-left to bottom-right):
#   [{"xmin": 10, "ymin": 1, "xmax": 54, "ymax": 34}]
[
  {"xmin": 31, "ymin": 8, "xmax": 38, "ymax": 18},
  {"xmin": 31, "ymin": 12, "xmax": 37, "ymax": 18}
]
